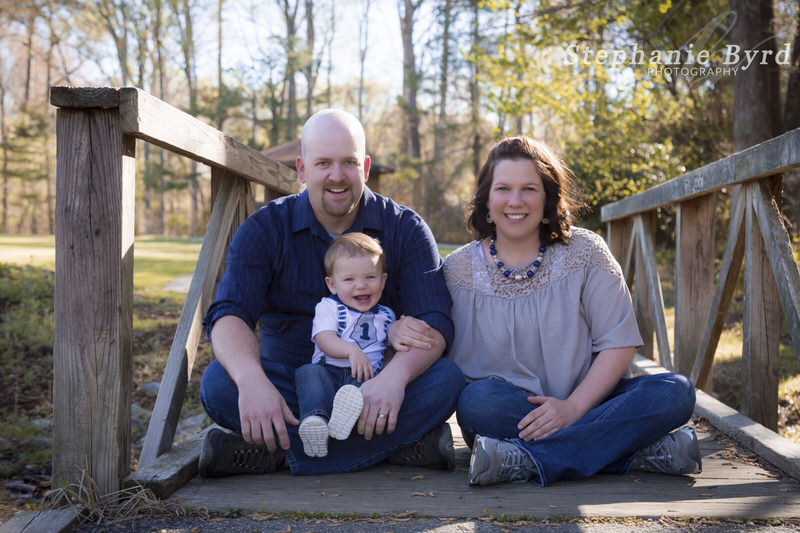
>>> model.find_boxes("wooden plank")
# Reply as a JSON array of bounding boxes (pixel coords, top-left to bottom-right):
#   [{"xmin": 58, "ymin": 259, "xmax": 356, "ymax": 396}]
[
  {"xmin": 606, "ymin": 218, "xmax": 634, "ymax": 288},
  {"xmin": 138, "ymin": 176, "xmax": 243, "ymax": 467},
  {"xmin": 0, "ymin": 509, "xmax": 81, "ymax": 533},
  {"xmin": 117, "ymin": 87, "xmax": 300, "ymax": 195},
  {"xmin": 674, "ymin": 194, "xmax": 716, "ymax": 377},
  {"xmin": 622, "ymin": 225, "xmax": 636, "ymax": 288},
  {"xmin": 635, "ymin": 215, "xmax": 672, "ymax": 370},
  {"xmin": 601, "ymin": 126, "xmax": 800, "ymax": 222},
  {"xmin": 753, "ymin": 181, "xmax": 800, "ymax": 362},
  {"xmin": 690, "ymin": 194, "xmax": 746, "ymax": 389},
  {"xmin": 126, "ymin": 425, "xmax": 217, "ymax": 498},
  {"xmin": 634, "ymin": 355, "xmax": 800, "ymax": 482},
  {"xmin": 50, "ymin": 86, "xmax": 121, "ymax": 108},
  {"xmin": 53, "ymin": 108, "xmax": 135, "ymax": 494},
  {"xmin": 742, "ymin": 184, "xmax": 781, "ymax": 431},
  {"xmin": 170, "ymin": 412, "xmax": 800, "ymax": 518},
  {"xmin": 634, "ymin": 216, "xmax": 654, "ymax": 360}
]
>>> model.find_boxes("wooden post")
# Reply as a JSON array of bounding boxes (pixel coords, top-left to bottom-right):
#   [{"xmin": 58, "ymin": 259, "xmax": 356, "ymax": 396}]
[
  {"xmin": 607, "ymin": 218, "xmax": 633, "ymax": 270},
  {"xmin": 674, "ymin": 194, "xmax": 716, "ymax": 377},
  {"xmin": 634, "ymin": 213, "xmax": 656, "ymax": 360},
  {"xmin": 742, "ymin": 183, "xmax": 781, "ymax": 430},
  {"xmin": 53, "ymin": 106, "xmax": 135, "ymax": 494}
]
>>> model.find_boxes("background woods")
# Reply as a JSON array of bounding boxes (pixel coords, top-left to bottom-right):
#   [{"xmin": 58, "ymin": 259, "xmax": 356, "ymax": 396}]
[{"xmin": 0, "ymin": 0, "xmax": 799, "ymax": 242}]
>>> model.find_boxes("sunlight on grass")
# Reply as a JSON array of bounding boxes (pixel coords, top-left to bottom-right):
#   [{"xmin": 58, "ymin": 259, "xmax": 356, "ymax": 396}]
[{"xmin": 0, "ymin": 234, "xmax": 202, "ymax": 295}]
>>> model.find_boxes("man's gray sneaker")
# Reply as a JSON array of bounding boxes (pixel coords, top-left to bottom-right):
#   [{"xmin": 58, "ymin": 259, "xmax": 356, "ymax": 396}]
[
  {"xmin": 468, "ymin": 435, "xmax": 538, "ymax": 486},
  {"xmin": 198, "ymin": 428, "xmax": 286, "ymax": 478},
  {"xmin": 387, "ymin": 423, "xmax": 455, "ymax": 470},
  {"xmin": 629, "ymin": 426, "xmax": 702, "ymax": 475}
]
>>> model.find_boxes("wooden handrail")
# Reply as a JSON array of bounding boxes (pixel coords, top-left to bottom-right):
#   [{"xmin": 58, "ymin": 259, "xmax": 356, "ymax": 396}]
[
  {"xmin": 602, "ymin": 127, "xmax": 800, "ymax": 432},
  {"xmin": 51, "ymin": 86, "xmax": 299, "ymax": 493},
  {"xmin": 601, "ymin": 126, "xmax": 800, "ymax": 222},
  {"xmin": 50, "ymin": 86, "xmax": 301, "ymax": 195}
]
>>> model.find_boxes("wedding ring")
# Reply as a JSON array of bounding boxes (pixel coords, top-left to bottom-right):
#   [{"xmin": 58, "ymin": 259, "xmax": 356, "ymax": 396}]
[{"xmin": 377, "ymin": 413, "xmax": 387, "ymax": 418}]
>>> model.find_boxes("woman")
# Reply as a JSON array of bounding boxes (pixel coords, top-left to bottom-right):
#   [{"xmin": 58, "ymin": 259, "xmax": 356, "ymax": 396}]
[{"xmin": 444, "ymin": 136, "xmax": 699, "ymax": 486}]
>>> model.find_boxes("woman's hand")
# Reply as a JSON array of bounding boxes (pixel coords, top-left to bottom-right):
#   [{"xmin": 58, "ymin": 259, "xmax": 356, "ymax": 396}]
[
  {"xmin": 517, "ymin": 396, "xmax": 581, "ymax": 441},
  {"xmin": 387, "ymin": 316, "xmax": 436, "ymax": 352}
]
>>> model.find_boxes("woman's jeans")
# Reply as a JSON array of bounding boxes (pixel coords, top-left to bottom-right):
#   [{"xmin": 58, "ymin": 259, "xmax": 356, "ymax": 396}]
[
  {"xmin": 295, "ymin": 362, "xmax": 366, "ymax": 421},
  {"xmin": 201, "ymin": 356, "xmax": 465, "ymax": 475},
  {"xmin": 457, "ymin": 373, "xmax": 695, "ymax": 486}
]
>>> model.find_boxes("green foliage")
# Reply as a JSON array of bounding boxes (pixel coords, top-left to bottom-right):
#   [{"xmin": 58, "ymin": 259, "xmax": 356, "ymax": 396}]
[
  {"xmin": 0, "ymin": 263, "xmax": 55, "ymax": 477},
  {"xmin": 470, "ymin": 0, "xmax": 732, "ymax": 230},
  {"xmin": 0, "ymin": 263, "xmax": 54, "ymax": 421}
]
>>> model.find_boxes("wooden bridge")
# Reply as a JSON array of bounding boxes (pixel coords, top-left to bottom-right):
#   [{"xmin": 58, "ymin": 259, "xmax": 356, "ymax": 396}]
[{"xmin": 8, "ymin": 86, "xmax": 800, "ymax": 531}]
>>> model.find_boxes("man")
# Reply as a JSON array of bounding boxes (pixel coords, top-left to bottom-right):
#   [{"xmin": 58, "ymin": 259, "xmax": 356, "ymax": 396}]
[{"xmin": 198, "ymin": 109, "xmax": 465, "ymax": 476}]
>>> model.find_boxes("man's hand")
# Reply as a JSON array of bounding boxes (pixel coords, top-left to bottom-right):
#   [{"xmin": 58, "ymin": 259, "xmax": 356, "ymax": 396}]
[
  {"xmin": 387, "ymin": 316, "xmax": 436, "ymax": 352},
  {"xmin": 237, "ymin": 373, "xmax": 299, "ymax": 452},
  {"xmin": 348, "ymin": 348, "xmax": 374, "ymax": 382},
  {"xmin": 356, "ymin": 371, "xmax": 406, "ymax": 439},
  {"xmin": 517, "ymin": 396, "xmax": 581, "ymax": 442}
]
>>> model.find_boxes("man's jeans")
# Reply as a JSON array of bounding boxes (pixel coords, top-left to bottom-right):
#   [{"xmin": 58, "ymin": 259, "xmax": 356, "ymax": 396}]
[
  {"xmin": 200, "ymin": 356, "xmax": 465, "ymax": 475},
  {"xmin": 456, "ymin": 373, "xmax": 695, "ymax": 486},
  {"xmin": 295, "ymin": 362, "xmax": 365, "ymax": 421}
]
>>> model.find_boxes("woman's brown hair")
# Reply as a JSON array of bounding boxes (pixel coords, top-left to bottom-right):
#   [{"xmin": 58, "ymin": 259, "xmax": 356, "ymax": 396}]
[{"xmin": 467, "ymin": 136, "xmax": 585, "ymax": 245}]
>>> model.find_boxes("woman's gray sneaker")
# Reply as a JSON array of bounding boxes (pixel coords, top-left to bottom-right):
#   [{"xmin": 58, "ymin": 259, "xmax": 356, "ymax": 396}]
[
  {"xmin": 198, "ymin": 428, "xmax": 286, "ymax": 478},
  {"xmin": 628, "ymin": 426, "xmax": 702, "ymax": 475},
  {"xmin": 468, "ymin": 435, "xmax": 538, "ymax": 485}
]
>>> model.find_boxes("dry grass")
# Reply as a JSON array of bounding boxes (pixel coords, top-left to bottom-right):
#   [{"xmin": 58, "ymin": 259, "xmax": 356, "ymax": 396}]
[{"xmin": 45, "ymin": 469, "xmax": 180, "ymax": 526}]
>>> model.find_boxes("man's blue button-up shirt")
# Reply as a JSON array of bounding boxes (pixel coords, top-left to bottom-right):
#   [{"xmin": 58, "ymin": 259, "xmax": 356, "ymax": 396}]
[{"xmin": 203, "ymin": 187, "xmax": 454, "ymax": 368}]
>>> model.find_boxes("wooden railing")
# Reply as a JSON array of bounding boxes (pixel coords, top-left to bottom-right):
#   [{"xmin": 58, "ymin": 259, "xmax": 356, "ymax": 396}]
[
  {"xmin": 602, "ymin": 128, "xmax": 800, "ymax": 432},
  {"xmin": 50, "ymin": 86, "xmax": 301, "ymax": 495}
]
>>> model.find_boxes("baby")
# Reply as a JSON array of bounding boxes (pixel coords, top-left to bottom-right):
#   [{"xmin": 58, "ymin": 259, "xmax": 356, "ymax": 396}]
[{"xmin": 294, "ymin": 232, "xmax": 396, "ymax": 457}]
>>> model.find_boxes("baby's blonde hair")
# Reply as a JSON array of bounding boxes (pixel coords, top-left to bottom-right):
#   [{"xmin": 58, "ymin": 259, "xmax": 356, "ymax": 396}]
[{"xmin": 324, "ymin": 233, "xmax": 385, "ymax": 276}]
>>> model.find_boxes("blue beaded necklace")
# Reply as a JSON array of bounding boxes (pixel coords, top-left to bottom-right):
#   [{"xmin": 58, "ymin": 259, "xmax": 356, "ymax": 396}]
[{"xmin": 488, "ymin": 232, "xmax": 546, "ymax": 281}]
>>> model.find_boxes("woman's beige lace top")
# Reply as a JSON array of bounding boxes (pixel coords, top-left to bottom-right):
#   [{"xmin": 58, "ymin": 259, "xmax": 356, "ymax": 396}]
[{"xmin": 443, "ymin": 227, "xmax": 642, "ymax": 399}]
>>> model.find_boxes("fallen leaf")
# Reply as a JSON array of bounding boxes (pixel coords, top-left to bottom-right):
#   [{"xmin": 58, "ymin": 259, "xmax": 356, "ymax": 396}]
[
  {"xmin": 548, "ymin": 505, "xmax": 558, "ymax": 509},
  {"xmin": 395, "ymin": 512, "xmax": 416, "ymax": 519},
  {"xmin": 411, "ymin": 491, "xmax": 426, "ymax": 497},
  {"xmin": 698, "ymin": 492, "xmax": 714, "ymax": 497},
  {"xmin": 428, "ymin": 491, "xmax": 437, "ymax": 497},
  {"xmin": 276, "ymin": 527, "xmax": 291, "ymax": 533},
  {"xmin": 777, "ymin": 488, "xmax": 789, "ymax": 492},
  {"xmin": 411, "ymin": 475, "xmax": 425, "ymax": 480}
]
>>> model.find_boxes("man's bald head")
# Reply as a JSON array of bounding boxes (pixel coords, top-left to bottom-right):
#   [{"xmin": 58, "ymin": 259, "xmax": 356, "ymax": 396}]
[{"xmin": 301, "ymin": 109, "xmax": 366, "ymax": 160}]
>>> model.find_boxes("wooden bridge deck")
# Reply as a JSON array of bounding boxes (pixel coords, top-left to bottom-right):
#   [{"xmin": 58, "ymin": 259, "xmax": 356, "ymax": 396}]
[{"xmin": 169, "ymin": 415, "xmax": 800, "ymax": 520}]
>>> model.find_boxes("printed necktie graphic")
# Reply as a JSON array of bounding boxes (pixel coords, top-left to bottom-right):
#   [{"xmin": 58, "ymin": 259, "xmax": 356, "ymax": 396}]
[{"xmin": 349, "ymin": 313, "xmax": 377, "ymax": 350}]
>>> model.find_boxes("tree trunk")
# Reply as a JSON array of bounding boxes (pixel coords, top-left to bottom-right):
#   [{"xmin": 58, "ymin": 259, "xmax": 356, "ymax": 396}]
[
  {"xmin": 24, "ymin": 10, "xmax": 35, "ymax": 108},
  {"xmin": 731, "ymin": 0, "xmax": 781, "ymax": 151},
  {"xmin": 325, "ymin": 0, "xmax": 335, "ymax": 108},
  {"xmin": 217, "ymin": 0, "xmax": 225, "ymax": 129},
  {"xmin": 45, "ymin": 18, "xmax": 56, "ymax": 234},
  {"xmin": 305, "ymin": 0, "xmax": 315, "ymax": 120},
  {"xmin": 357, "ymin": 0, "xmax": 371, "ymax": 122},
  {"xmin": 279, "ymin": 0, "xmax": 300, "ymax": 140},
  {"xmin": 470, "ymin": 0, "xmax": 481, "ymax": 178},
  {"xmin": 429, "ymin": 0, "xmax": 451, "ymax": 223},
  {"xmin": 782, "ymin": 5, "xmax": 800, "ymax": 232},
  {"xmin": 155, "ymin": 0, "xmax": 166, "ymax": 234},
  {"xmin": 176, "ymin": 0, "xmax": 199, "ymax": 235},
  {"xmin": 399, "ymin": 0, "xmax": 421, "ymax": 161},
  {"xmin": 137, "ymin": 7, "xmax": 151, "ymax": 235},
  {"xmin": 1, "ymin": 82, "xmax": 7, "ymax": 234}
]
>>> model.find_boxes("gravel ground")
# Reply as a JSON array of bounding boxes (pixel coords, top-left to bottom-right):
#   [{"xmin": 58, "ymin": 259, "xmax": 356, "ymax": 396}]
[{"xmin": 73, "ymin": 516, "xmax": 800, "ymax": 533}]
